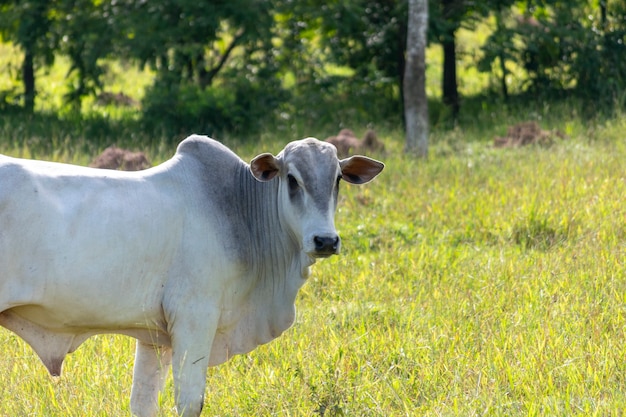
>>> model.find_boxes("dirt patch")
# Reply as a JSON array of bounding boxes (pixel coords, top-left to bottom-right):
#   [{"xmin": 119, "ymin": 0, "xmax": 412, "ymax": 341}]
[
  {"xmin": 90, "ymin": 146, "xmax": 151, "ymax": 171},
  {"xmin": 494, "ymin": 121, "xmax": 566, "ymax": 148},
  {"xmin": 95, "ymin": 91, "xmax": 138, "ymax": 107},
  {"xmin": 324, "ymin": 129, "xmax": 385, "ymax": 157}
]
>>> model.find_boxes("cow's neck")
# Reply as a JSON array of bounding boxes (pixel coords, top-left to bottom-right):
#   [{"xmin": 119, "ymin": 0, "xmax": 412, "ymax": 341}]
[
  {"xmin": 239, "ymin": 164, "xmax": 313, "ymax": 290},
  {"xmin": 209, "ymin": 166, "xmax": 313, "ymax": 365}
]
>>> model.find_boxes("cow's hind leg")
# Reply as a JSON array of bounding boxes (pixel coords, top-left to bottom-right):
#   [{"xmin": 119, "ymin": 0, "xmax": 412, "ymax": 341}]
[{"xmin": 130, "ymin": 342, "xmax": 172, "ymax": 417}]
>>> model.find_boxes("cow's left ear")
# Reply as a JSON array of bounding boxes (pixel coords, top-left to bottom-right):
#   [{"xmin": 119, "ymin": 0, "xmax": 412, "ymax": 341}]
[
  {"xmin": 340, "ymin": 156, "xmax": 385, "ymax": 184},
  {"xmin": 250, "ymin": 153, "xmax": 281, "ymax": 181}
]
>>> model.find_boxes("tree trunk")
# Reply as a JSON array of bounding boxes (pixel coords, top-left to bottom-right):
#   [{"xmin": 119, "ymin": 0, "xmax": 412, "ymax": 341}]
[
  {"xmin": 22, "ymin": 48, "xmax": 35, "ymax": 113},
  {"xmin": 499, "ymin": 53, "xmax": 508, "ymax": 100},
  {"xmin": 442, "ymin": 34, "xmax": 459, "ymax": 117},
  {"xmin": 600, "ymin": 0, "xmax": 607, "ymax": 31},
  {"xmin": 397, "ymin": 15, "xmax": 407, "ymax": 128},
  {"xmin": 404, "ymin": 0, "xmax": 429, "ymax": 157},
  {"xmin": 441, "ymin": 0, "xmax": 460, "ymax": 118}
]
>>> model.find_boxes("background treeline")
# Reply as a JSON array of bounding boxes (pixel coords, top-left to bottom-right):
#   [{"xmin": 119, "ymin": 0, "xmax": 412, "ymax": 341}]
[{"xmin": 0, "ymin": 0, "xmax": 625, "ymax": 142}]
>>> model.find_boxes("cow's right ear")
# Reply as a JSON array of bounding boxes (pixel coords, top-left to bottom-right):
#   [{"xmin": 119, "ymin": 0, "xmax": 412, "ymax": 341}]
[
  {"xmin": 250, "ymin": 153, "xmax": 281, "ymax": 181},
  {"xmin": 340, "ymin": 156, "xmax": 385, "ymax": 184}
]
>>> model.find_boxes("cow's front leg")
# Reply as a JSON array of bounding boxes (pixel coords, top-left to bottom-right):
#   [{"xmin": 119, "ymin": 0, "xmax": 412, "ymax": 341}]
[
  {"xmin": 130, "ymin": 342, "xmax": 172, "ymax": 417},
  {"xmin": 169, "ymin": 311, "xmax": 218, "ymax": 417}
]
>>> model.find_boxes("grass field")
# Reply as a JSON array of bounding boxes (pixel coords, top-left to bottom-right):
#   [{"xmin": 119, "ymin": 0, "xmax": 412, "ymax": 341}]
[
  {"xmin": 0, "ymin": 112, "xmax": 625, "ymax": 416},
  {"xmin": 2, "ymin": 19, "xmax": 626, "ymax": 416}
]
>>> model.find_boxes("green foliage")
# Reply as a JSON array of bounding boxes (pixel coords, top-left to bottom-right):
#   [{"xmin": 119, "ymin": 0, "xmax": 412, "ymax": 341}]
[
  {"xmin": 479, "ymin": 0, "xmax": 626, "ymax": 107},
  {"xmin": 571, "ymin": 1, "xmax": 626, "ymax": 105},
  {"xmin": 274, "ymin": 0, "xmax": 407, "ymax": 118},
  {"xmin": 111, "ymin": 0, "xmax": 282, "ymax": 138},
  {"xmin": 141, "ymin": 69, "xmax": 287, "ymax": 140},
  {"xmin": 112, "ymin": 0, "xmax": 274, "ymax": 74},
  {"xmin": 59, "ymin": 0, "xmax": 117, "ymax": 109},
  {"xmin": 2, "ymin": 0, "xmax": 626, "ymax": 136}
]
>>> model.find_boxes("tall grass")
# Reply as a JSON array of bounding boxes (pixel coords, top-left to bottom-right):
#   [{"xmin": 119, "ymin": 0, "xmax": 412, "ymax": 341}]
[{"xmin": 1, "ymin": 113, "xmax": 626, "ymax": 416}]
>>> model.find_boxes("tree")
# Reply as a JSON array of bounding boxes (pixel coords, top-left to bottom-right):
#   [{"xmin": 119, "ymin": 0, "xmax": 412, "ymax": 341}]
[
  {"xmin": 438, "ymin": 0, "xmax": 460, "ymax": 117},
  {"xmin": 478, "ymin": 0, "xmax": 626, "ymax": 107},
  {"xmin": 404, "ymin": 0, "xmax": 428, "ymax": 156},
  {"xmin": 270, "ymin": 0, "xmax": 409, "ymax": 125},
  {"xmin": 0, "ymin": 0, "xmax": 121, "ymax": 112},
  {"xmin": 106, "ymin": 0, "xmax": 285, "ymax": 136},
  {"xmin": 0, "ymin": 0, "xmax": 56, "ymax": 112},
  {"xmin": 428, "ymin": 0, "xmax": 501, "ymax": 117},
  {"xmin": 57, "ymin": 0, "xmax": 118, "ymax": 110},
  {"xmin": 111, "ymin": 0, "xmax": 275, "ymax": 85}
]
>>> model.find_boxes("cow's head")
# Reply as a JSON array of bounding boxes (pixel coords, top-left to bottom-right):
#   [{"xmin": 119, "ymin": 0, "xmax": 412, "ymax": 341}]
[{"xmin": 250, "ymin": 137, "xmax": 384, "ymax": 258}]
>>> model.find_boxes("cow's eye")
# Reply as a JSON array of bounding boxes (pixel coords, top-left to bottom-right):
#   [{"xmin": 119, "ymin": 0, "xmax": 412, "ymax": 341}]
[{"xmin": 287, "ymin": 174, "xmax": 299, "ymax": 192}]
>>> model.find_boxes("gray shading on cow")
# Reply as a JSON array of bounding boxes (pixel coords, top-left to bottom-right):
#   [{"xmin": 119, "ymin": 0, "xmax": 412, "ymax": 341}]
[{"xmin": 0, "ymin": 135, "xmax": 384, "ymax": 417}]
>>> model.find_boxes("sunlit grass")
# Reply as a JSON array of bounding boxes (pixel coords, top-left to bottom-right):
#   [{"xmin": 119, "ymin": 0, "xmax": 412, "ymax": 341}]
[{"xmin": 1, "ymin": 116, "xmax": 626, "ymax": 416}]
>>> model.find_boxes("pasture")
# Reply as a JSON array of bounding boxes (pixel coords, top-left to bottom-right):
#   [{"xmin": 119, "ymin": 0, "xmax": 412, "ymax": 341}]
[{"xmin": 0, "ymin": 112, "xmax": 625, "ymax": 416}]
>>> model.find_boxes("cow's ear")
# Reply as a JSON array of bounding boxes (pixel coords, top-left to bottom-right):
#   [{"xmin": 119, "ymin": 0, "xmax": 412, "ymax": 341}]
[
  {"xmin": 340, "ymin": 156, "xmax": 385, "ymax": 184},
  {"xmin": 250, "ymin": 153, "xmax": 281, "ymax": 181}
]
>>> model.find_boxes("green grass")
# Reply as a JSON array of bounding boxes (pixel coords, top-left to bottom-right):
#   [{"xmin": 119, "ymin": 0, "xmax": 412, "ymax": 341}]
[{"xmin": 1, "ymin": 115, "xmax": 626, "ymax": 416}]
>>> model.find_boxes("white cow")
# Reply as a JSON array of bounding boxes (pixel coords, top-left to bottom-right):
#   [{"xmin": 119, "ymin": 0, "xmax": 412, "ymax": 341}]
[{"xmin": 0, "ymin": 135, "xmax": 384, "ymax": 417}]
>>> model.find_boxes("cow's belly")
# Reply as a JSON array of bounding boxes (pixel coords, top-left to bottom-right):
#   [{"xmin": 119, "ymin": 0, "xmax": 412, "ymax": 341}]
[
  {"xmin": 0, "ymin": 245, "xmax": 173, "ymax": 328},
  {"xmin": 8, "ymin": 301, "xmax": 166, "ymax": 334},
  {"xmin": 3, "ymin": 302, "xmax": 171, "ymax": 347},
  {"xmin": 0, "ymin": 306, "xmax": 171, "ymax": 376}
]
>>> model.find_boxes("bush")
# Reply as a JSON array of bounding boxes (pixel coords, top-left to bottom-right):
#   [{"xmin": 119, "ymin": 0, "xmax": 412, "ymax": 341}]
[{"xmin": 140, "ymin": 72, "xmax": 288, "ymax": 141}]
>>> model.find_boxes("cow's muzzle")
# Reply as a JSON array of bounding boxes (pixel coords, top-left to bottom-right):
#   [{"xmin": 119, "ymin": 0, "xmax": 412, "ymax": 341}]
[{"xmin": 312, "ymin": 235, "xmax": 340, "ymax": 257}]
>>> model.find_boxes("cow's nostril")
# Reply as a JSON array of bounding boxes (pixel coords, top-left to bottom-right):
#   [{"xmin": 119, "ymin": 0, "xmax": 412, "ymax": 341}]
[{"xmin": 314, "ymin": 236, "xmax": 340, "ymax": 254}]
